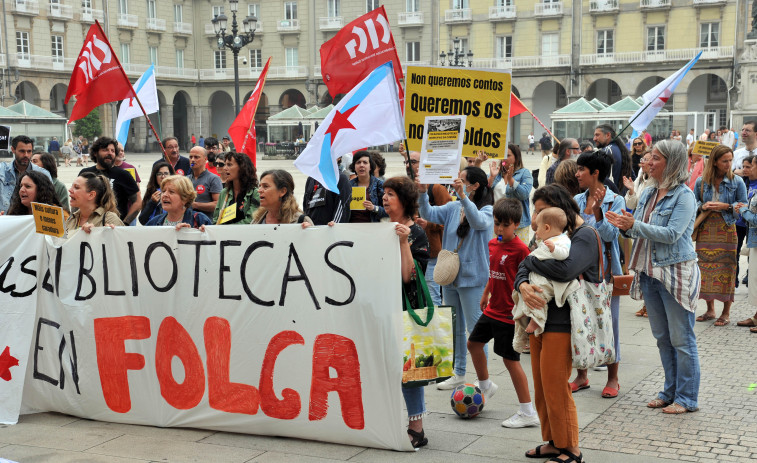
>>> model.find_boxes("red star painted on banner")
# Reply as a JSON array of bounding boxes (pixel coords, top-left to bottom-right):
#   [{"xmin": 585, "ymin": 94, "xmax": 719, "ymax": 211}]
[
  {"xmin": 325, "ymin": 106, "xmax": 358, "ymax": 146},
  {"xmin": 0, "ymin": 346, "xmax": 19, "ymax": 381}
]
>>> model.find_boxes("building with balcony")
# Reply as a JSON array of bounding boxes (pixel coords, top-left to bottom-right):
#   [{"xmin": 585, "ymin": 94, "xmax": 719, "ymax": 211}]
[{"xmin": 0, "ymin": 0, "xmax": 748, "ymax": 151}]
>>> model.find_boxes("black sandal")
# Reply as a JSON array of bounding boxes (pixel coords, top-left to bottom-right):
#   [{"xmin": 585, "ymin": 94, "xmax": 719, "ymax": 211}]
[
  {"xmin": 548, "ymin": 449, "xmax": 584, "ymax": 462},
  {"xmin": 525, "ymin": 440, "xmax": 561, "ymax": 459},
  {"xmin": 407, "ymin": 428, "xmax": 428, "ymax": 449}
]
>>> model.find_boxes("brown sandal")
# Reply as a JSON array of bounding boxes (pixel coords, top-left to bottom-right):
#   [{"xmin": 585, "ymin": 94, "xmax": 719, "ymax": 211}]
[
  {"xmin": 647, "ymin": 398, "xmax": 671, "ymax": 408},
  {"xmin": 635, "ymin": 306, "xmax": 647, "ymax": 317},
  {"xmin": 736, "ymin": 317, "xmax": 757, "ymax": 327},
  {"xmin": 662, "ymin": 403, "xmax": 698, "ymax": 414}
]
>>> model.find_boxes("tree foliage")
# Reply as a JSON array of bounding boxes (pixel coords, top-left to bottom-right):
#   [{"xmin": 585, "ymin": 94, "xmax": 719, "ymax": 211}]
[{"xmin": 73, "ymin": 109, "xmax": 102, "ymax": 140}]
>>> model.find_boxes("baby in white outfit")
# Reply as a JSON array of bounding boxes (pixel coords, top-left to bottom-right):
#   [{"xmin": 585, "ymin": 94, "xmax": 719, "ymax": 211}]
[{"xmin": 512, "ymin": 207, "xmax": 580, "ymax": 352}]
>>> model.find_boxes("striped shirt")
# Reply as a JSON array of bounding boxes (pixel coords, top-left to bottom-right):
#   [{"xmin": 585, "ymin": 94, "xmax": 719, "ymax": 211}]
[{"xmin": 628, "ymin": 191, "xmax": 700, "ymax": 312}]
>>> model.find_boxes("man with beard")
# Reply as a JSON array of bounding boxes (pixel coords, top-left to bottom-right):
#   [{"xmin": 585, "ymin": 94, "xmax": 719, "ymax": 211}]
[
  {"xmin": 203, "ymin": 136, "xmax": 221, "ymax": 176},
  {"xmin": 593, "ymin": 124, "xmax": 627, "ymax": 188},
  {"xmin": 79, "ymin": 136, "xmax": 141, "ymax": 223},
  {"xmin": 1, "ymin": 135, "xmax": 52, "ymax": 212}
]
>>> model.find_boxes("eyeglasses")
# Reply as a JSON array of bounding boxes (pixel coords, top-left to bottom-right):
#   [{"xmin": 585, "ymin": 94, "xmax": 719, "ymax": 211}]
[
  {"xmin": 633, "ymin": 142, "xmax": 643, "ymax": 146},
  {"xmin": 156, "ymin": 172, "xmax": 170, "ymax": 177},
  {"xmin": 215, "ymin": 162, "xmax": 225, "ymax": 168},
  {"xmin": 403, "ymin": 160, "xmax": 419, "ymax": 166}
]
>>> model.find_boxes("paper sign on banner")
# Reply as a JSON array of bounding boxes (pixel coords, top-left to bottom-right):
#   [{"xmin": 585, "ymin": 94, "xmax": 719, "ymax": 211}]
[
  {"xmin": 350, "ymin": 187, "xmax": 366, "ymax": 210},
  {"xmin": 419, "ymin": 115, "xmax": 466, "ymax": 185},
  {"xmin": 30, "ymin": 202, "xmax": 65, "ymax": 237},
  {"xmin": 218, "ymin": 203, "xmax": 237, "ymax": 224},
  {"xmin": 405, "ymin": 66, "xmax": 511, "ymax": 159},
  {"xmin": 0, "ymin": 125, "xmax": 10, "ymax": 150},
  {"xmin": 0, "ymin": 220, "xmax": 413, "ymax": 451},
  {"xmin": 124, "ymin": 167, "xmax": 137, "ymax": 181},
  {"xmin": 691, "ymin": 140, "xmax": 719, "ymax": 157}
]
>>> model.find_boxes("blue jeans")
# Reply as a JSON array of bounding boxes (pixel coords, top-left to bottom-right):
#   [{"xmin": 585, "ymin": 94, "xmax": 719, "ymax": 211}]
[
  {"xmin": 639, "ymin": 273, "xmax": 700, "ymax": 410},
  {"xmin": 611, "ymin": 295, "xmax": 621, "ymax": 363},
  {"xmin": 444, "ymin": 284, "xmax": 487, "ymax": 376},
  {"xmin": 401, "ymin": 386, "xmax": 425, "ymax": 419},
  {"xmin": 425, "ymin": 258, "xmax": 442, "ymax": 306}
]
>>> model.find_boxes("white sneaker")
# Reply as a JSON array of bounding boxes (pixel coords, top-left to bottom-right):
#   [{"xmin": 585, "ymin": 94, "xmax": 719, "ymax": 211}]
[
  {"xmin": 593, "ymin": 365, "xmax": 608, "ymax": 371},
  {"xmin": 436, "ymin": 374, "xmax": 465, "ymax": 390},
  {"xmin": 479, "ymin": 381, "xmax": 498, "ymax": 401},
  {"xmin": 501, "ymin": 411, "xmax": 540, "ymax": 428}
]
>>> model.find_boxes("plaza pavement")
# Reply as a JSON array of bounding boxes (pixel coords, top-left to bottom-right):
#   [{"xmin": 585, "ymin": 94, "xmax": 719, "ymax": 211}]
[{"xmin": 0, "ymin": 149, "xmax": 755, "ymax": 462}]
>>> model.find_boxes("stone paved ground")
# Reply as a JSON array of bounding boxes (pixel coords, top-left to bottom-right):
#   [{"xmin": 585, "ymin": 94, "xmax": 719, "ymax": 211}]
[{"xmin": 1, "ymin": 153, "xmax": 755, "ymax": 462}]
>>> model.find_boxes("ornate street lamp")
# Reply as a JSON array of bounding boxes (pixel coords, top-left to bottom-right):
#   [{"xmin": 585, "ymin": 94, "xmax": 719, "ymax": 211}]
[
  {"xmin": 213, "ymin": 0, "xmax": 257, "ymax": 114},
  {"xmin": 439, "ymin": 37, "xmax": 474, "ymax": 67}
]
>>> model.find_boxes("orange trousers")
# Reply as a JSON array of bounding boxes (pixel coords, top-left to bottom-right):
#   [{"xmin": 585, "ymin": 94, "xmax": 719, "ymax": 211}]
[{"xmin": 529, "ymin": 332, "xmax": 579, "ymax": 449}]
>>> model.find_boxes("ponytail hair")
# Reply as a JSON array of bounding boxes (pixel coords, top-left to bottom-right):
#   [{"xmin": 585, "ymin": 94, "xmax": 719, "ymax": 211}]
[{"xmin": 79, "ymin": 172, "xmax": 119, "ymax": 217}]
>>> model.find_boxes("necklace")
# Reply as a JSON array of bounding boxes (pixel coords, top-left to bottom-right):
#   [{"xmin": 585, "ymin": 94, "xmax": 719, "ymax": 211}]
[{"xmin": 164, "ymin": 218, "xmax": 181, "ymax": 227}]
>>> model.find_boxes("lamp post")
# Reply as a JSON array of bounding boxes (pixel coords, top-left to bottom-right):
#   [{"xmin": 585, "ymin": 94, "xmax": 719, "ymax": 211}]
[
  {"xmin": 439, "ymin": 37, "xmax": 474, "ymax": 67},
  {"xmin": 212, "ymin": 0, "xmax": 257, "ymax": 114}
]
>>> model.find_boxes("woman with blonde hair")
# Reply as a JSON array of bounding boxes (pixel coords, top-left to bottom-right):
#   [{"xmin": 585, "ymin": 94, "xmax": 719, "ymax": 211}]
[
  {"xmin": 631, "ymin": 137, "xmax": 648, "ymax": 176},
  {"xmin": 554, "ymin": 159, "xmax": 581, "ymax": 196},
  {"xmin": 145, "ymin": 175, "xmax": 212, "ymax": 228},
  {"xmin": 253, "ymin": 169, "xmax": 312, "ymax": 225},
  {"xmin": 693, "ymin": 144, "xmax": 747, "ymax": 326},
  {"xmin": 65, "ymin": 172, "xmax": 123, "ymax": 233}
]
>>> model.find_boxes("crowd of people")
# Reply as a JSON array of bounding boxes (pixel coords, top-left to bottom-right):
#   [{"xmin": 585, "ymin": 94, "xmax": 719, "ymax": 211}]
[{"xmin": 2, "ymin": 121, "xmax": 757, "ymax": 461}]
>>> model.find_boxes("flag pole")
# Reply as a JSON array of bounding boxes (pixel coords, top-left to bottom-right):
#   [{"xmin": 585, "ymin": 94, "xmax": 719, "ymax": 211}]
[
  {"xmin": 613, "ymin": 97, "xmax": 660, "ymax": 145},
  {"xmin": 512, "ymin": 94, "xmax": 560, "ymax": 145},
  {"xmin": 94, "ymin": 20, "xmax": 167, "ymax": 160}
]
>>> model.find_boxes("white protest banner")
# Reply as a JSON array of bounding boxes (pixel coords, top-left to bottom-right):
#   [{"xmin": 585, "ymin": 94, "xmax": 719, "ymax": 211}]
[{"xmin": 0, "ymin": 219, "xmax": 412, "ymax": 451}]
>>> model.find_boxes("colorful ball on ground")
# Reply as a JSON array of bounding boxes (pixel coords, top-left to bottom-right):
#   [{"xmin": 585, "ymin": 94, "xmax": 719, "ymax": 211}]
[{"xmin": 450, "ymin": 383, "xmax": 485, "ymax": 418}]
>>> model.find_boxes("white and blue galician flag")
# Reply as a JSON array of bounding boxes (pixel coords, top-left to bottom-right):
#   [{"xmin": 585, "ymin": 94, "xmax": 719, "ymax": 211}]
[
  {"xmin": 115, "ymin": 65, "xmax": 159, "ymax": 146},
  {"xmin": 294, "ymin": 61, "xmax": 405, "ymax": 193},
  {"xmin": 630, "ymin": 51, "xmax": 702, "ymax": 132}
]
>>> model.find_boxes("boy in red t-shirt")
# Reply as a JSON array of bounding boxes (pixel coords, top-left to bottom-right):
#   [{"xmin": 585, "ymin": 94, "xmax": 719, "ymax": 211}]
[{"xmin": 467, "ymin": 198, "xmax": 539, "ymax": 428}]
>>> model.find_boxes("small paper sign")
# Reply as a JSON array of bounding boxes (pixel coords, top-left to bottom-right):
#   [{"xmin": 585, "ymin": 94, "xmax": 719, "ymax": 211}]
[
  {"xmin": 350, "ymin": 187, "xmax": 366, "ymax": 210},
  {"xmin": 218, "ymin": 203, "xmax": 237, "ymax": 224},
  {"xmin": 31, "ymin": 202, "xmax": 65, "ymax": 237},
  {"xmin": 124, "ymin": 168, "xmax": 136, "ymax": 181},
  {"xmin": 692, "ymin": 141, "xmax": 719, "ymax": 157}
]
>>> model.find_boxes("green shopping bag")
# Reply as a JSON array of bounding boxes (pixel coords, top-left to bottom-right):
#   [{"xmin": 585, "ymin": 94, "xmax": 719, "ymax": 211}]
[{"xmin": 402, "ymin": 261, "xmax": 456, "ymax": 387}]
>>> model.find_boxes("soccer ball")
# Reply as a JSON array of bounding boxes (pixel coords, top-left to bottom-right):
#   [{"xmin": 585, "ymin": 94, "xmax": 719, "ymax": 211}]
[{"xmin": 450, "ymin": 383, "xmax": 485, "ymax": 418}]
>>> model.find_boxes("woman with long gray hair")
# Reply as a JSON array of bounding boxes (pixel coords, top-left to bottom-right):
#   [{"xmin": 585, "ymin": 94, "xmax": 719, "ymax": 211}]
[{"xmin": 606, "ymin": 140, "xmax": 701, "ymax": 414}]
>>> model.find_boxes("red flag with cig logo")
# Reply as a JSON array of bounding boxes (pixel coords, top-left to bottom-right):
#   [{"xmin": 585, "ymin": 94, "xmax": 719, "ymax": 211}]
[
  {"xmin": 320, "ymin": 6, "xmax": 403, "ymax": 98},
  {"xmin": 64, "ymin": 22, "xmax": 135, "ymax": 123},
  {"xmin": 228, "ymin": 57, "xmax": 271, "ymax": 166}
]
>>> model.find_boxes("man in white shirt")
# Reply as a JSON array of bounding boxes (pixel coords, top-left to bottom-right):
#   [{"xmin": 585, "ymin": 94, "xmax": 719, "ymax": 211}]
[
  {"xmin": 732, "ymin": 121, "xmax": 757, "ymax": 176},
  {"xmin": 527, "ymin": 132, "xmax": 535, "ymax": 155},
  {"xmin": 686, "ymin": 128, "xmax": 695, "ymax": 149},
  {"xmin": 720, "ymin": 125, "xmax": 735, "ymax": 149}
]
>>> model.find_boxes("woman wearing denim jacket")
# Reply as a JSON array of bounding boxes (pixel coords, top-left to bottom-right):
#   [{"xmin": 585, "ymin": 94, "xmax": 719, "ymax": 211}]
[
  {"xmin": 490, "ymin": 144, "xmax": 533, "ymax": 242},
  {"xmin": 571, "ymin": 150, "xmax": 626, "ymax": 399},
  {"xmin": 692, "ymin": 145, "xmax": 747, "ymax": 326},
  {"xmin": 607, "ymin": 139, "xmax": 701, "ymax": 414},
  {"xmin": 417, "ymin": 166, "xmax": 494, "ymax": 390},
  {"xmin": 348, "ymin": 151, "xmax": 387, "ymax": 223},
  {"xmin": 736, "ymin": 189, "xmax": 757, "ymax": 333}
]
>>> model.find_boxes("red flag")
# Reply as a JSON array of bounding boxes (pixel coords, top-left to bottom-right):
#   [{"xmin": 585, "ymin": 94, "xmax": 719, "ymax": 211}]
[
  {"xmin": 320, "ymin": 6, "xmax": 403, "ymax": 98},
  {"xmin": 228, "ymin": 57, "xmax": 271, "ymax": 166},
  {"xmin": 509, "ymin": 93, "xmax": 528, "ymax": 118},
  {"xmin": 64, "ymin": 22, "xmax": 135, "ymax": 123}
]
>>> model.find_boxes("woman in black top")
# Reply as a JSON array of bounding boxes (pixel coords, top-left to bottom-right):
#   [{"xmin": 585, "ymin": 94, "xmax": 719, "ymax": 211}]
[{"xmin": 514, "ymin": 184, "xmax": 600, "ymax": 463}]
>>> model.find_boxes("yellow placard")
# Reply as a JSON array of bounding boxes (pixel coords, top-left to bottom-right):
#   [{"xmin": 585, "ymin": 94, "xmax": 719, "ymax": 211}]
[
  {"xmin": 350, "ymin": 187, "xmax": 366, "ymax": 210},
  {"xmin": 124, "ymin": 167, "xmax": 136, "ymax": 181},
  {"xmin": 691, "ymin": 141, "xmax": 719, "ymax": 157},
  {"xmin": 405, "ymin": 65, "xmax": 512, "ymax": 159},
  {"xmin": 218, "ymin": 203, "xmax": 237, "ymax": 224},
  {"xmin": 31, "ymin": 202, "xmax": 65, "ymax": 237}
]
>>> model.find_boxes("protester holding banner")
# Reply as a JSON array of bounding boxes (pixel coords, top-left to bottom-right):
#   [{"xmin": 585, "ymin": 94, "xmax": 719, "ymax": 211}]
[
  {"xmin": 491, "ymin": 145, "xmax": 533, "ymax": 243},
  {"xmin": 572, "ymin": 150, "xmax": 625, "ymax": 399},
  {"xmin": 31, "ymin": 152, "xmax": 70, "ymax": 213},
  {"xmin": 693, "ymin": 145, "xmax": 747, "ymax": 326},
  {"xmin": 4, "ymin": 171, "xmax": 61, "ymax": 216},
  {"xmin": 252, "ymin": 170, "xmax": 313, "ymax": 225},
  {"xmin": 145, "ymin": 176, "xmax": 212, "ymax": 229},
  {"xmin": 606, "ymin": 139, "xmax": 701, "ymax": 414},
  {"xmin": 65, "ymin": 172, "xmax": 124, "ymax": 233},
  {"xmin": 139, "ymin": 162, "xmax": 175, "ymax": 225},
  {"xmin": 211, "ymin": 151, "xmax": 260, "ymax": 225},
  {"xmin": 515, "ymin": 184, "xmax": 599, "ymax": 462},
  {"xmin": 348, "ymin": 151, "xmax": 387, "ymax": 223},
  {"xmin": 418, "ymin": 167, "xmax": 493, "ymax": 389},
  {"xmin": 384, "ymin": 175, "xmax": 430, "ymax": 448}
]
